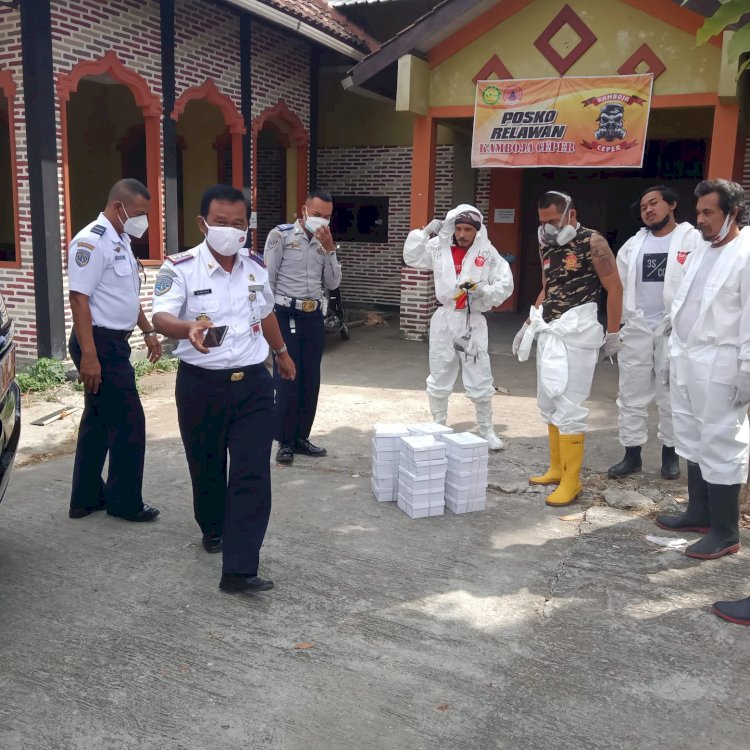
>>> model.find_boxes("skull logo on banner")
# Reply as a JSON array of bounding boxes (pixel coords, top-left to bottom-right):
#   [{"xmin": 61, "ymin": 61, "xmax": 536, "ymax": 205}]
[{"xmin": 595, "ymin": 103, "xmax": 627, "ymax": 142}]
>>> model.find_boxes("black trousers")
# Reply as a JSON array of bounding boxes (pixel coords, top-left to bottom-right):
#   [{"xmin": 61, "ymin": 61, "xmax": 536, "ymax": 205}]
[
  {"xmin": 273, "ymin": 305, "xmax": 325, "ymax": 444},
  {"xmin": 69, "ymin": 327, "xmax": 145, "ymax": 516},
  {"xmin": 175, "ymin": 361, "xmax": 274, "ymax": 575}
]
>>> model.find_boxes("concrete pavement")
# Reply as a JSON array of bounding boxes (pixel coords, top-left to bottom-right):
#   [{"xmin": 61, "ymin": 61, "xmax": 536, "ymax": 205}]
[{"xmin": 1, "ymin": 316, "xmax": 749, "ymax": 749}]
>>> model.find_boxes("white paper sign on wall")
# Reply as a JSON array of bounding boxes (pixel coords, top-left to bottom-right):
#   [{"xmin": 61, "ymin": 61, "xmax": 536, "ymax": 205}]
[
  {"xmin": 249, "ymin": 211, "xmax": 258, "ymax": 230},
  {"xmin": 493, "ymin": 208, "xmax": 515, "ymax": 224}
]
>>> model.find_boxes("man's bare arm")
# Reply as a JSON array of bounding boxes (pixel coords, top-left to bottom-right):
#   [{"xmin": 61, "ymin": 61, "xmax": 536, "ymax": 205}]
[{"xmin": 591, "ymin": 233, "xmax": 623, "ymax": 333}]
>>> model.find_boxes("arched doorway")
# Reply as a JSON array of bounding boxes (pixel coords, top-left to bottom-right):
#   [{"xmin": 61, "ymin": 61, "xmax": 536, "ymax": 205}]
[
  {"xmin": 252, "ymin": 101, "xmax": 309, "ymax": 250},
  {"xmin": 57, "ymin": 52, "xmax": 162, "ymax": 261},
  {"xmin": 172, "ymin": 80, "xmax": 244, "ymax": 250}
]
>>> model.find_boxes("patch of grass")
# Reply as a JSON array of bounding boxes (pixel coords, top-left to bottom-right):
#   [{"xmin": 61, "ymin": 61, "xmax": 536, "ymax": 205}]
[
  {"xmin": 133, "ymin": 356, "xmax": 180, "ymax": 378},
  {"xmin": 16, "ymin": 358, "xmax": 68, "ymax": 393}
]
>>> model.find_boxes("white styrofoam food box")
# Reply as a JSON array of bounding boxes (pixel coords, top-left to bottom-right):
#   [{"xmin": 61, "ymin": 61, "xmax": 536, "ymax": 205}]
[
  {"xmin": 399, "ymin": 456, "xmax": 448, "ymax": 480},
  {"xmin": 407, "ymin": 422, "xmax": 455, "ymax": 438},
  {"xmin": 399, "ymin": 435, "xmax": 446, "ymax": 463},
  {"xmin": 399, "ymin": 464, "xmax": 445, "ymax": 494},
  {"xmin": 373, "ymin": 423, "xmax": 410, "ymax": 451},
  {"xmin": 443, "ymin": 432, "xmax": 489, "ymax": 460},
  {"xmin": 398, "ymin": 495, "xmax": 445, "ymax": 518},
  {"xmin": 445, "ymin": 497, "xmax": 486, "ymax": 514}
]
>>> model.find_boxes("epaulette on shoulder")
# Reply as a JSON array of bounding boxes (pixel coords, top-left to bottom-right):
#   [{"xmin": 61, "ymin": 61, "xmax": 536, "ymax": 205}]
[
  {"xmin": 276, "ymin": 223, "xmax": 295, "ymax": 231},
  {"xmin": 248, "ymin": 251, "xmax": 266, "ymax": 268},
  {"xmin": 90, "ymin": 224, "xmax": 106, "ymax": 237},
  {"xmin": 165, "ymin": 250, "xmax": 196, "ymax": 265}
]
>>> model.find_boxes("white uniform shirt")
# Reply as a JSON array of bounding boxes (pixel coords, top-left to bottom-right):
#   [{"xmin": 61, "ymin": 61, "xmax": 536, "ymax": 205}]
[
  {"xmin": 67, "ymin": 213, "xmax": 141, "ymax": 330},
  {"xmin": 634, "ymin": 232, "xmax": 672, "ymax": 330},
  {"xmin": 151, "ymin": 242, "xmax": 274, "ymax": 369},
  {"xmin": 674, "ymin": 242, "xmax": 728, "ymax": 342}
]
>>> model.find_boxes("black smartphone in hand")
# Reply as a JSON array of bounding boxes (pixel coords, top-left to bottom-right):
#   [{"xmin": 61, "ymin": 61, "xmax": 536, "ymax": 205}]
[{"xmin": 203, "ymin": 325, "xmax": 228, "ymax": 347}]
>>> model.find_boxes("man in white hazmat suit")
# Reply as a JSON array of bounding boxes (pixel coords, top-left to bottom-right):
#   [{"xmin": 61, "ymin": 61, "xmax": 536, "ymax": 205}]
[
  {"xmin": 656, "ymin": 179, "xmax": 750, "ymax": 571},
  {"xmin": 512, "ymin": 191, "xmax": 623, "ymax": 506},
  {"xmin": 403, "ymin": 204, "xmax": 513, "ymax": 449},
  {"xmin": 608, "ymin": 186, "xmax": 702, "ymax": 480}
]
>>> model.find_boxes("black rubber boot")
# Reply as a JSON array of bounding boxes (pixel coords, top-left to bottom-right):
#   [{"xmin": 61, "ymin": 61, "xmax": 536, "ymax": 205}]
[
  {"xmin": 656, "ymin": 461, "xmax": 710, "ymax": 533},
  {"xmin": 607, "ymin": 446, "xmax": 642, "ymax": 478},
  {"xmin": 685, "ymin": 483, "xmax": 741, "ymax": 560},
  {"xmin": 660, "ymin": 445, "xmax": 680, "ymax": 480},
  {"xmin": 712, "ymin": 596, "xmax": 750, "ymax": 626}
]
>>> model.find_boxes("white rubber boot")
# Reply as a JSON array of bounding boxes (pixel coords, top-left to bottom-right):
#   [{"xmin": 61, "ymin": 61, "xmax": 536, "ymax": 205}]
[
  {"xmin": 427, "ymin": 393, "xmax": 449, "ymax": 425},
  {"xmin": 475, "ymin": 399, "xmax": 505, "ymax": 450}
]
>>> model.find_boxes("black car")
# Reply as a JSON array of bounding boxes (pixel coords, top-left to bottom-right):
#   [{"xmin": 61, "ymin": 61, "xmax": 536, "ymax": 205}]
[{"xmin": 0, "ymin": 292, "xmax": 20, "ymax": 506}]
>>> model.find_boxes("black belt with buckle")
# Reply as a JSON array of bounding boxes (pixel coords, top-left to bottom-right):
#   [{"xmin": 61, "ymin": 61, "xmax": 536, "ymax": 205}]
[
  {"xmin": 92, "ymin": 326, "xmax": 133, "ymax": 341},
  {"xmin": 178, "ymin": 361, "xmax": 266, "ymax": 382}
]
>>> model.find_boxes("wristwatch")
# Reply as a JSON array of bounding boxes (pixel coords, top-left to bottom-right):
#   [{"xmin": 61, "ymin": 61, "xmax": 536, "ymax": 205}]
[
  {"xmin": 142, "ymin": 330, "xmax": 157, "ymax": 338},
  {"xmin": 272, "ymin": 344, "xmax": 287, "ymax": 356}
]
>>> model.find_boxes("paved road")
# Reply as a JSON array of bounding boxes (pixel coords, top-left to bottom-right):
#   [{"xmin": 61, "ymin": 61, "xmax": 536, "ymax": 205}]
[{"xmin": 1, "ymin": 318, "xmax": 749, "ymax": 749}]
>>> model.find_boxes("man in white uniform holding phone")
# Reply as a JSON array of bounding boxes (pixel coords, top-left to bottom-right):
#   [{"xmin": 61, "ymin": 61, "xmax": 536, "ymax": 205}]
[{"xmin": 152, "ymin": 185, "xmax": 295, "ymax": 596}]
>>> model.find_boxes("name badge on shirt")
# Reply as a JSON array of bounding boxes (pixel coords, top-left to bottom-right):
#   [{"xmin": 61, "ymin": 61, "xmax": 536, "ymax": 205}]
[
  {"xmin": 114, "ymin": 254, "xmax": 127, "ymax": 261},
  {"xmin": 642, "ymin": 253, "xmax": 667, "ymax": 282},
  {"xmin": 251, "ymin": 322, "xmax": 261, "ymax": 335},
  {"xmin": 193, "ymin": 288, "xmax": 212, "ymax": 296}
]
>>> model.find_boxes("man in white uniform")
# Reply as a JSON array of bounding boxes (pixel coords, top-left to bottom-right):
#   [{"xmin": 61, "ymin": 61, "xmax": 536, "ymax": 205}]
[
  {"xmin": 609, "ymin": 186, "xmax": 702, "ymax": 480},
  {"xmin": 513, "ymin": 191, "xmax": 622, "ymax": 506},
  {"xmin": 403, "ymin": 205, "xmax": 513, "ymax": 449},
  {"xmin": 67, "ymin": 178, "xmax": 161, "ymax": 523},
  {"xmin": 656, "ymin": 179, "xmax": 750, "ymax": 565},
  {"xmin": 152, "ymin": 185, "xmax": 296, "ymax": 595}
]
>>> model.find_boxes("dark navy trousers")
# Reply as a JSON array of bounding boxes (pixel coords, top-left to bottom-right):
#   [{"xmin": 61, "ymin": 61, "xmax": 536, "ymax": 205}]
[
  {"xmin": 69, "ymin": 327, "xmax": 145, "ymax": 516},
  {"xmin": 273, "ymin": 305, "xmax": 325, "ymax": 445},
  {"xmin": 175, "ymin": 361, "xmax": 274, "ymax": 575}
]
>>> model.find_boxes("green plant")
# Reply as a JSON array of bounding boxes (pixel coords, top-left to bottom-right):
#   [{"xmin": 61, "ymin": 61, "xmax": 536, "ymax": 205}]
[
  {"xmin": 16, "ymin": 357, "xmax": 68, "ymax": 393},
  {"xmin": 133, "ymin": 356, "xmax": 180, "ymax": 378},
  {"xmin": 693, "ymin": 0, "xmax": 750, "ymax": 78}
]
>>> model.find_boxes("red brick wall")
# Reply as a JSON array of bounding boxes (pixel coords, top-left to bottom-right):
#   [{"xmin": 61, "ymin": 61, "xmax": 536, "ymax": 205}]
[
  {"xmin": 0, "ymin": 7, "xmax": 36, "ymax": 359},
  {"xmin": 251, "ymin": 19, "xmax": 310, "ymax": 130},
  {"xmin": 474, "ymin": 169, "xmax": 491, "ymax": 221},
  {"xmin": 174, "ymin": 0, "xmax": 242, "ymax": 111},
  {"xmin": 318, "ymin": 144, "xmax": 453, "ymax": 339}
]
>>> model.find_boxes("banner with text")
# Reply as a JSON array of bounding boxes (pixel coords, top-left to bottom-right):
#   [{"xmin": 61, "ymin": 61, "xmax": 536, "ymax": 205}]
[{"xmin": 471, "ymin": 74, "xmax": 653, "ymax": 169}]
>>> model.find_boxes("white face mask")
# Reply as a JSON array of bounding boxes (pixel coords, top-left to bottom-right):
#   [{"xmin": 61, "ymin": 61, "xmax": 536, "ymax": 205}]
[
  {"xmin": 120, "ymin": 207, "xmax": 149, "ymax": 239},
  {"xmin": 202, "ymin": 221, "xmax": 247, "ymax": 257},
  {"xmin": 304, "ymin": 214, "xmax": 329, "ymax": 234},
  {"xmin": 710, "ymin": 211, "xmax": 735, "ymax": 246}
]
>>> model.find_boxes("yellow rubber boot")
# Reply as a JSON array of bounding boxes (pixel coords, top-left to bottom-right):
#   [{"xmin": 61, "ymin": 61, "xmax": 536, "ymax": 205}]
[
  {"xmin": 529, "ymin": 424, "xmax": 561, "ymax": 485},
  {"xmin": 546, "ymin": 433, "xmax": 585, "ymax": 507}
]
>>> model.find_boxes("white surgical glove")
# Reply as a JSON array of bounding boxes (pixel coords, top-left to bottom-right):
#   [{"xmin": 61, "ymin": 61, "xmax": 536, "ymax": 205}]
[
  {"xmin": 511, "ymin": 322, "xmax": 529, "ymax": 356},
  {"xmin": 602, "ymin": 331, "xmax": 622, "ymax": 359},
  {"xmin": 424, "ymin": 219, "xmax": 443, "ymax": 236},
  {"xmin": 731, "ymin": 369, "xmax": 750, "ymax": 408}
]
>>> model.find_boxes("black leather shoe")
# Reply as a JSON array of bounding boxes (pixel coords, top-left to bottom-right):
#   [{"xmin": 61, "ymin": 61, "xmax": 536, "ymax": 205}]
[
  {"xmin": 69, "ymin": 504, "xmax": 105, "ymax": 519},
  {"xmin": 107, "ymin": 504, "xmax": 160, "ymax": 522},
  {"xmin": 219, "ymin": 573, "xmax": 274, "ymax": 593},
  {"xmin": 712, "ymin": 596, "xmax": 750, "ymax": 626},
  {"xmin": 276, "ymin": 444, "xmax": 294, "ymax": 464},
  {"xmin": 293, "ymin": 439, "xmax": 327, "ymax": 457},
  {"xmin": 202, "ymin": 534, "xmax": 222, "ymax": 553},
  {"xmin": 607, "ymin": 446, "xmax": 642, "ymax": 478},
  {"xmin": 660, "ymin": 445, "xmax": 680, "ymax": 480}
]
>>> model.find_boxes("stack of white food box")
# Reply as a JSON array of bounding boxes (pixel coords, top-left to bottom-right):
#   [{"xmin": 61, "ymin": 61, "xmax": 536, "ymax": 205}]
[
  {"xmin": 371, "ymin": 423, "xmax": 411, "ymax": 502},
  {"xmin": 442, "ymin": 432, "xmax": 489, "ymax": 514},
  {"xmin": 371, "ymin": 422, "xmax": 489, "ymax": 518},
  {"xmin": 397, "ymin": 434, "xmax": 449, "ymax": 518}
]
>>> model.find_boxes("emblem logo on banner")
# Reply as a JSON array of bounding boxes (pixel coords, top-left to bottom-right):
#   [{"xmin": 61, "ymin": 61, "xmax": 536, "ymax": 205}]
[{"xmin": 472, "ymin": 74, "xmax": 653, "ymax": 168}]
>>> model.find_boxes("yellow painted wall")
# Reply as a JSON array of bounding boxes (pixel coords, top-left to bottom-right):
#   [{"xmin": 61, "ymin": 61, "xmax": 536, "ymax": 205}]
[
  {"xmin": 67, "ymin": 80, "xmax": 144, "ymax": 233},
  {"xmin": 318, "ymin": 69, "xmax": 455, "ymax": 148},
  {"xmin": 429, "ymin": 0, "xmax": 721, "ymax": 107},
  {"xmin": 176, "ymin": 98, "xmax": 226, "ymax": 247}
]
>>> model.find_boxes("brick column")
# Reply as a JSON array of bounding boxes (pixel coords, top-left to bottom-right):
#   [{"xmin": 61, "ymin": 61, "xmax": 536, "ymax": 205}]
[{"xmin": 400, "ymin": 266, "xmax": 437, "ymax": 341}]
